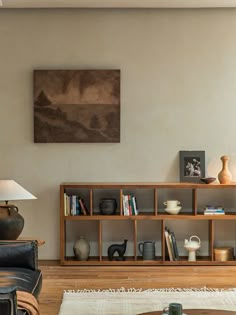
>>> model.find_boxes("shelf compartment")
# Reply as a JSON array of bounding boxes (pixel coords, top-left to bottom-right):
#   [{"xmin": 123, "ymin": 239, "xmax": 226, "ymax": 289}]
[
  {"xmin": 213, "ymin": 220, "xmax": 236, "ymax": 261},
  {"xmin": 163, "ymin": 220, "xmax": 210, "ymax": 262},
  {"xmin": 63, "ymin": 221, "xmax": 99, "ymax": 263},
  {"xmin": 92, "ymin": 188, "xmax": 120, "ymax": 215},
  {"xmin": 157, "ymin": 188, "xmax": 195, "ymax": 215},
  {"xmin": 101, "ymin": 220, "xmax": 134, "ymax": 261},
  {"xmin": 136, "ymin": 220, "xmax": 162, "ymax": 260},
  {"xmin": 197, "ymin": 187, "xmax": 236, "ymax": 215},
  {"xmin": 122, "ymin": 188, "xmax": 155, "ymax": 215}
]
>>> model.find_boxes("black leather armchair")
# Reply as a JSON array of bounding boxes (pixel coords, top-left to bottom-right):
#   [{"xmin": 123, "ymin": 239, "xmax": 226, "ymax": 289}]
[{"xmin": 0, "ymin": 240, "xmax": 42, "ymax": 314}]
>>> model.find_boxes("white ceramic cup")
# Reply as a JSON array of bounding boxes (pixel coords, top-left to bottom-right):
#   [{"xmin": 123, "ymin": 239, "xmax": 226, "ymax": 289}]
[{"xmin": 163, "ymin": 200, "xmax": 180, "ymax": 209}]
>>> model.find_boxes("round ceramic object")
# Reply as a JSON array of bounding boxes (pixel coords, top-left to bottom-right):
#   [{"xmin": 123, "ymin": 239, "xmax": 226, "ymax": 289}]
[
  {"xmin": 0, "ymin": 206, "xmax": 24, "ymax": 240},
  {"xmin": 99, "ymin": 198, "xmax": 117, "ymax": 215},
  {"xmin": 73, "ymin": 236, "xmax": 90, "ymax": 261},
  {"xmin": 201, "ymin": 177, "xmax": 216, "ymax": 184},
  {"xmin": 164, "ymin": 206, "xmax": 182, "ymax": 215}
]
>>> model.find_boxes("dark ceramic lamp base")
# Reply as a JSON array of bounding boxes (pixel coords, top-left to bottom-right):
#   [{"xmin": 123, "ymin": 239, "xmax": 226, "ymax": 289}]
[{"xmin": 0, "ymin": 205, "xmax": 24, "ymax": 240}]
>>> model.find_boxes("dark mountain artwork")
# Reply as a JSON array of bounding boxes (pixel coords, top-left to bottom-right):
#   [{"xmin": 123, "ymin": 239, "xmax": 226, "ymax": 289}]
[
  {"xmin": 34, "ymin": 90, "xmax": 52, "ymax": 106},
  {"xmin": 33, "ymin": 70, "xmax": 120, "ymax": 143}
]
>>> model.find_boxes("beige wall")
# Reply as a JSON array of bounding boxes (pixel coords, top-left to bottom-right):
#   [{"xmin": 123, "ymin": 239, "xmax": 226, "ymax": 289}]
[{"xmin": 1, "ymin": 8, "xmax": 236, "ymax": 259}]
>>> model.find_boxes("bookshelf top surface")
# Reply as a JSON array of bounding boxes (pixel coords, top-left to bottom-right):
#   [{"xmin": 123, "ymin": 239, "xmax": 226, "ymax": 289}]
[{"xmin": 61, "ymin": 182, "xmax": 236, "ymax": 189}]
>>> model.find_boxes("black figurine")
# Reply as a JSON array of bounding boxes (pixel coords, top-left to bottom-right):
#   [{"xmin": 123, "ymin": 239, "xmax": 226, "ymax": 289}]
[{"xmin": 108, "ymin": 239, "xmax": 128, "ymax": 261}]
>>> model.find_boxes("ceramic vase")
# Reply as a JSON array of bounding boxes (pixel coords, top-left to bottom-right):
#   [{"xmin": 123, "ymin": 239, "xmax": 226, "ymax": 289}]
[
  {"xmin": 73, "ymin": 236, "xmax": 90, "ymax": 261},
  {"xmin": 218, "ymin": 155, "xmax": 232, "ymax": 184},
  {"xmin": 0, "ymin": 206, "xmax": 24, "ymax": 240}
]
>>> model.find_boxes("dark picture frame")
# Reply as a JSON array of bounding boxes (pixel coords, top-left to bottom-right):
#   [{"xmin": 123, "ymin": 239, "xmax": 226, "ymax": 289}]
[
  {"xmin": 179, "ymin": 151, "xmax": 205, "ymax": 183},
  {"xmin": 33, "ymin": 69, "xmax": 120, "ymax": 143}
]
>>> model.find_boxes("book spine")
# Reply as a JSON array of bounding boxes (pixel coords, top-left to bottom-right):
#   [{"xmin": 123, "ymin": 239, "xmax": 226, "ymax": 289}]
[
  {"xmin": 170, "ymin": 232, "xmax": 179, "ymax": 260},
  {"xmin": 168, "ymin": 233, "xmax": 175, "ymax": 260},
  {"xmin": 164, "ymin": 228, "xmax": 173, "ymax": 261},
  {"xmin": 76, "ymin": 196, "xmax": 80, "ymax": 215},
  {"xmin": 79, "ymin": 198, "xmax": 87, "ymax": 215},
  {"xmin": 128, "ymin": 195, "xmax": 132, "ymax": 215},
  {"xmin": 123, "ymin": 195, "xmax": 130, "ymax": 216},
  {"xmin": 72, "ymin": 195, "xmax": 77, "ymax": 216},
  {"xmin": 132, "ymin": 196, "xmax": 138, "ymax": 215},
  {"xmin": 64, "ymin": 193, "xmax": 68, "ymax": 216}
]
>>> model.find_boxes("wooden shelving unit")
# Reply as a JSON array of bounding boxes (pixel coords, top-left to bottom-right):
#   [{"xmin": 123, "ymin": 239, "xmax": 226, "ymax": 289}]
[{"xmin": 60, "ymin": 182, "xmax": 236, "ymax": 266}]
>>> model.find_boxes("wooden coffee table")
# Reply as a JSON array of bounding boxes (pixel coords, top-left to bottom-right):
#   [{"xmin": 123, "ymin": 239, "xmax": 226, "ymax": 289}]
[{"xmin": 138, "ymin": 310, "xmax": 236, "ymax": 315}]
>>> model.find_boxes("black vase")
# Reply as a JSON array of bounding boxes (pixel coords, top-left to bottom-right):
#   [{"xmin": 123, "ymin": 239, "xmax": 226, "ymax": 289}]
[
  {"xmin": 0, "ymin": 206, "xmax": 24, "ymax": 240},
  {"xmin": 99, "ymin": 198, "xmax": 117, "ymax": 215}
]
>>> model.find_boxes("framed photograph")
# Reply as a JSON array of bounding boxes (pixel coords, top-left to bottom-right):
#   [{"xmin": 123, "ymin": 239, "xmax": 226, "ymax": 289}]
[{"xmin": 179, "ymin": 151, "xmax": 205, "ymax": 182}]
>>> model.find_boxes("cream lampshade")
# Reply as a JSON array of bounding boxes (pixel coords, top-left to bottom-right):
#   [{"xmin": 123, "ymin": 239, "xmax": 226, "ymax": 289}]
[{"xmin": 0, "ymin": 180, "xmax": 37, "ymax": 240}]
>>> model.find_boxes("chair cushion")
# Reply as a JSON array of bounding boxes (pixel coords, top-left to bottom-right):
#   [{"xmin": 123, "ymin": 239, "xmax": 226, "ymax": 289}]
[
  {"xmin": 0, "ymin": 242, "xmax": 38, "ymax": 270},
  {"xmin": 0, "ymin": 268, "xmax": 42, "ymax": 298}
]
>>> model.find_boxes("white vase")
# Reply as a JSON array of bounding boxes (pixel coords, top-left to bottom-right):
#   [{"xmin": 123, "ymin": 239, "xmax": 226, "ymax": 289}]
[{"xmin": 73, "ymin": 236, "xmax": 90, "ymax": 261}]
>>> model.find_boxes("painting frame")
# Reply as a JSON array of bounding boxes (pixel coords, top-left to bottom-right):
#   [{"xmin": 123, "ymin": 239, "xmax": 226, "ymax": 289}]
[
  {"xmin": 33, "ymin": 69, "xmax": 120, "ymax": 143},
  {"xmin": 179, "ymin": 151, "xmax": 205, "ymax": 183}
]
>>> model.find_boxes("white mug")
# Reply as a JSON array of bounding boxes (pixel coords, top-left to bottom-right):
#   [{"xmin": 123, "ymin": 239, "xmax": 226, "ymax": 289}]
[{"xmin": 163, "ymin": 200, "xmax": 180, "ymax": 209}]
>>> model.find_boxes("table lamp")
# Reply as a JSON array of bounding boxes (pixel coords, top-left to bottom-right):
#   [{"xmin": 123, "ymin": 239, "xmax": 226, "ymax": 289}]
[{"xmin": 0, "ymin": 180, "xmax": 37, "ymax": 240}]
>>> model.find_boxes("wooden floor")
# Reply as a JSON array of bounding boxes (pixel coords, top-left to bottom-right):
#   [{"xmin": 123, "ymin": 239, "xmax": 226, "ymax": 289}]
[{"xmin": 38, "ymin": 261, "xmax": 236, "ymax": 315}]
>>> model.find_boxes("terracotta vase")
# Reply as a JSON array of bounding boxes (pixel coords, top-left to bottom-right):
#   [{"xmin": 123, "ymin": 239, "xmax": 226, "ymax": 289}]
[
  {"xmin": 218, "ymin": 155, "xmax": 232, "ymax": 184},
  {"xmin": 73, "ymin": 236, "xmax": 90, "ymax": 261}
]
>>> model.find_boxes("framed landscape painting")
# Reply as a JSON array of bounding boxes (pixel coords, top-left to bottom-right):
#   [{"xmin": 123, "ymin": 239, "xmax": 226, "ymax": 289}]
[
  {"xmin": 179, "ymin": 151, "xmax": 205, "ymax": 183},
  {"xmin": 33, "ymin": 69, "xmax": 120, "ymax": 143}
]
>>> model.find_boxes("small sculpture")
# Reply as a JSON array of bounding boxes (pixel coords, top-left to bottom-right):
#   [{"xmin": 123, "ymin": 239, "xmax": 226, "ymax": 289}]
[{"xmin": 108, "ymin": 239, "xmax": 128, "ymax": 261}]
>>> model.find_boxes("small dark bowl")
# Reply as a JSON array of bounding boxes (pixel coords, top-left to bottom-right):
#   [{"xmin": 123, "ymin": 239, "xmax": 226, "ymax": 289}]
[
  {"xmin": 99, "ymin": 198, "xmax": 117, "ymax": 215},
  {"xmin": 201, "ymin": 177, "xmax": 216, "ymax": 184}
]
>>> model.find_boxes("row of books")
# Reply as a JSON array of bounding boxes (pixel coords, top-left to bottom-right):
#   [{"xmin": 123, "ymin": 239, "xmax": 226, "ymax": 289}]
[
  {"xmin": 164, "ymin": 227, "xmax": 179, "ymax": 261},
  {"xmin": 204, "ymin": 205, "xmax": 225, "ymax": 215},
  {"xmin": 64, "ymin": 193, "xmax": 89, "ymax": 216},
  {"xmin": 122, "ymin": 194, "xmax": 138, "ymax": 216}
]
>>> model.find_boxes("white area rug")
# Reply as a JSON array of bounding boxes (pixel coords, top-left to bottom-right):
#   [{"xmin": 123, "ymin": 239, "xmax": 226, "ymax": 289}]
[{"xmin": 58, "ymin": 288, "xmax": 236, "ymax": 315}]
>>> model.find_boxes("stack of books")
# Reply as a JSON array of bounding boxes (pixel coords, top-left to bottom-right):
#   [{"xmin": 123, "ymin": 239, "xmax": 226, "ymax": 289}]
[
  {"xmin": 164, "ymin": 227, "xmax": 179, "ymax": 261},
  {"xmin": 122, "ymin": 194, "xmax": 138, "ymax": 216},
  {"xmin": 204, "ymin": 205, "xmax": 225, "ymax": 215},
  {"xmin": 64, "ymin": 193, "xmax": 89, "ymax": 216}
]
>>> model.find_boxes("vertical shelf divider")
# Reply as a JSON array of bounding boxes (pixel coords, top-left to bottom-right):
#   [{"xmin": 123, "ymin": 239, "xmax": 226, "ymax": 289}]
[
  {"xmin": 209, "ymin": 219, "xmax": 214, "ymax": 261},
  {"xmin": 120, "ymin": 189, "xmax": 123, "ymax": 216},
  {"xmin": 60, "ymin": 185, "xmax": 65, "ymax": 264},
  {"xmin": 162, "ymin": 220, "xmax": 166, "ymax": 261},
  {"xmin": 192, "ymin": 188, "xmax": 197, "ymax": 215},
  {"xmin": 134, "ymin": 220, "xmax": 137, "ymax": 261},
  {"xmin": 89, "ymin": 188, "xmax": 93, "ymax": 216},
  {"xmin": 154, "ymin": 188, "xmax": 158, "ymax": 215},
  {"xmin": 99, "ymin": 220, "xmax": 102, "ymax": 261}
]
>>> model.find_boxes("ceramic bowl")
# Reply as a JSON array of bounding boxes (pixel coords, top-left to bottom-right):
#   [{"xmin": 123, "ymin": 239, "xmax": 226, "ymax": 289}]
[
  {"xmin": 201, "ymin": 177, "xmax": 216, "ymax": 184},
  {"xmin": 164, "ymin": 206, "xmax": 182, "ymax": 215}
]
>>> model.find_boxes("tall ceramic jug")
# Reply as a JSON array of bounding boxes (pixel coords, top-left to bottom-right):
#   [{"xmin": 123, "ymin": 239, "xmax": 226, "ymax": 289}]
[{"xmin": 138, "ymin": 241, "xmax": 156, "ymax": 260}]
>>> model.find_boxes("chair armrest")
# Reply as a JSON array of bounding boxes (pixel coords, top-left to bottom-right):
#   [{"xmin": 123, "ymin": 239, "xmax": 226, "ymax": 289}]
[
  {"xmin": 0, "ymin": 241, "xmax": 38, "ymax": 270},
  {"xmin": 0, "ymin": 286, "xmax": 17, "ymax": 315}
]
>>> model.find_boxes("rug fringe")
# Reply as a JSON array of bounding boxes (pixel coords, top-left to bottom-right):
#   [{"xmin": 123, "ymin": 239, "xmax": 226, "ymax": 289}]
[{"xmin": 64, "ymin": 287, "xmax": 236, "ymax": 294}]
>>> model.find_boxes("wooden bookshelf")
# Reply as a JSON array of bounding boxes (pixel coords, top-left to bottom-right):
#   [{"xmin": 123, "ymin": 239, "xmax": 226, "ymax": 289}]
[{"xmin": 60, "ymin": 182, "xmax": 236, "ymax": 266}]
